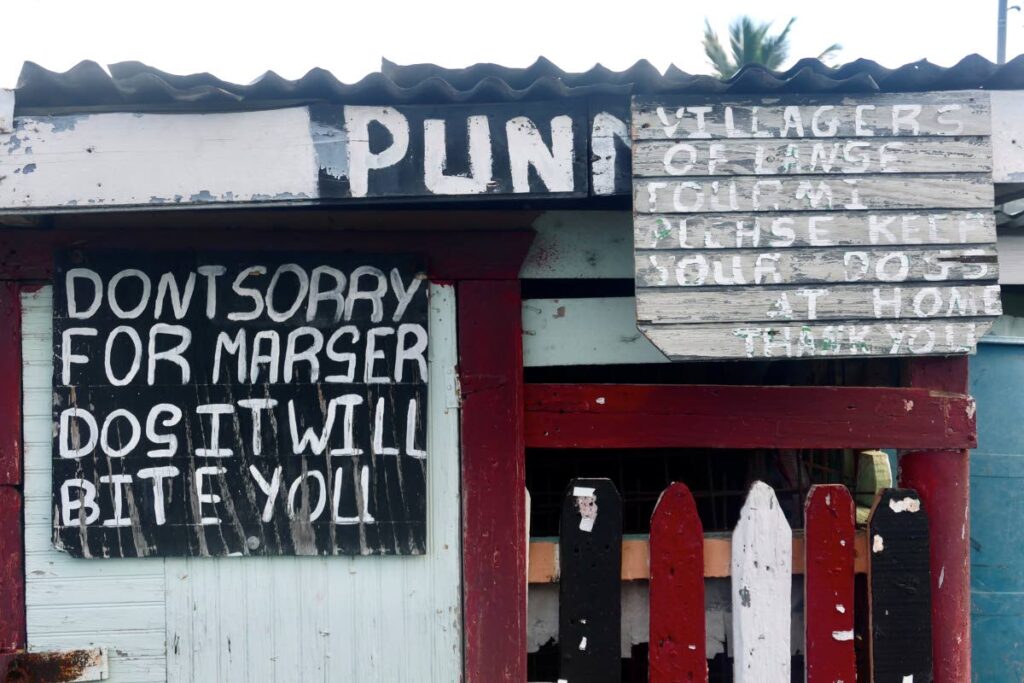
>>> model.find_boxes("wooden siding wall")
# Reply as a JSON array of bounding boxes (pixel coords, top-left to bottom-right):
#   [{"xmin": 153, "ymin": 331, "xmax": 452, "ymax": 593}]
[
  {"xmin": 521, "ymin": 212, "xmax": 667, "ymax": 366},
  {"xmin": 22, "ymin": 285, "xmax": 463, "ymax": 683}
]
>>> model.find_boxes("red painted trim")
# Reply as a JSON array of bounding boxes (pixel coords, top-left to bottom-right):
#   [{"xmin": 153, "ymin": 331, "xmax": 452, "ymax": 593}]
[
  {"xmin": 458, "ymin": 280, "xmax": 526, "ymax": 683},
  {"xmin": 804, "ymin": 485, "xmax": 856, "ymax": 683},
  {"xmin": 0, "ymin": 283, "xmax": 23, "ymax": 655},
  {"xmin": 900, "ymin": 356, "xmax": 971, "ymax": 683},
  {"xmin": 648, "ymin": 483, "xmax": 707, "ymax": 683},
  {"xmin": 525, "ymin": 384, "xmax": 977, "ymax": 450},
  {"xmin": 0, "ymin": 282, "xmax": 22, "ymax": 486},
  {"xmin": 904, "ymin": 355, "xmax": 969, "ymax": 394},
  {"xmin": 0, "ymin": 228, "xmax": 535, "ymax": 281},
  {"xmin": 0, "ymin": 486, "xmax": 25, "ymax": 653}
]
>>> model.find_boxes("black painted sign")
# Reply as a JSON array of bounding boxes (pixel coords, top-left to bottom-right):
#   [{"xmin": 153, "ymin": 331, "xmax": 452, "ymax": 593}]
[
  {"xmin": 52, "ymin": 251, "xmax": 429, "ymax": 558},
  {"xmin": 309, "ymin": 99, "xmax": 632, "ymax": 200}
]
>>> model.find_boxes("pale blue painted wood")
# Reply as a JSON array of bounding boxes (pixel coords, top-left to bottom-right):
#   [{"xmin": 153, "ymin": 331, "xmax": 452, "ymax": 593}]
[
  {"xmin": 23, "ymin": 284, "xmax": 463, "ymax": 683},
  {"xmin": 163, "ymin": 283, "xmax": 463, "ymax": 683},
  {"xmin": 520, "ymin": 212, "xmax": 633, "ymax": 280},
  {"xmin": 22, "ymin": 287, "xmax": 169, "ymax": 683},
  {"xmin": 971, "ymin": 336, "xmax": 1024, "ymax": 682},
  {"xmin": 523, "ymin": 297, "xmax": 668, "ymax": 366}
]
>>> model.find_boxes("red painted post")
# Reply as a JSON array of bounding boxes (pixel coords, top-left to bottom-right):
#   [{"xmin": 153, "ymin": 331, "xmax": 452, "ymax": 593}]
[
  {"xmin": 804, "ymin": 485, "xmax": 855, "ymax": 683},
  {"xmin": 900, "ymin": 356, "xmax": 971, "ymax": 683},
  {"xmin": 0, "ymin": 282, "xmax": 22, "ymax": 487},
  {"xmin": 0, "ymin": 282, "xmax": 23, "ymax": 654},
  {"xmin": 0, "ymin": 488, "xmax": 24, "ymax": 653},
  {"xmin": 649, "ymin": 483, "xmax": 707, "ymax": 683},
  {"xmin": 458, "ymin": 280, "xmax": 526, "ymax": 683}
]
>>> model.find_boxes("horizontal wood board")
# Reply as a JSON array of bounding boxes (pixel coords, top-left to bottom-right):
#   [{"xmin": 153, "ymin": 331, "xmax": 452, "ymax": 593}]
[{"xmin": 631, "ymin": 92, "xmax": 998, "ymax": 360}]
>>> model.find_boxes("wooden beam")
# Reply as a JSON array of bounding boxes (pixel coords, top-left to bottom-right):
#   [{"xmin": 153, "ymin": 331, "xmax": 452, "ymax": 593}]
[
  {"xmin": 459, "ymin": 280, "xmax": 527, "ymax": 683},
  {"xmin": 525, "ymin": 383, "xmax": 977, "ymax": 450},
  {"xmin": 526, "ymin": 531, "xmax": 870, "ymax": 583},
  {"xmin": 0, "ymin": 227, "xmax": 535, "ymax": 281},
  {"xmin": 0, "ymin": 283, "xmax": 21, "ymax": 486},
  {"xmin": 900, "ymin": 353, "xmax": 971, "ymax": 683}
]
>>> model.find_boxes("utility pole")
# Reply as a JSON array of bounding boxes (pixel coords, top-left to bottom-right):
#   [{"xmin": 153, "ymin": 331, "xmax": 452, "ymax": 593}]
[{"xmin": 999, "ymin": 0, "xmax": 1008, "ymax": 64}]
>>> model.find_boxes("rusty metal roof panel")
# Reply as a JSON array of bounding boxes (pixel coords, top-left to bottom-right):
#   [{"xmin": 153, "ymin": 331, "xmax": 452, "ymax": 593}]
[{"xmin": 12, "ymin": 53, "xmax": 1024, "ymax": 113}]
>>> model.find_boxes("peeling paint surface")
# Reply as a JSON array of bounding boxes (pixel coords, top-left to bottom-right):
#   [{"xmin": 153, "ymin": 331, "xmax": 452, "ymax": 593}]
[
  {"xmin": 0, "ymin": 108, "xmax": 319, "ymax": 210},
  {"xmin": 889, "ymin": 497, "xmax": 922, "ymax": 513}
]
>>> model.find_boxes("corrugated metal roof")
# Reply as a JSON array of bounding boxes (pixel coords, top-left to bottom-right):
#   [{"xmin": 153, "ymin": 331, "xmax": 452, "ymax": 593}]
[{"xmin": 13, "ymin": 54, "xmax": 1024, "ymax": 113}]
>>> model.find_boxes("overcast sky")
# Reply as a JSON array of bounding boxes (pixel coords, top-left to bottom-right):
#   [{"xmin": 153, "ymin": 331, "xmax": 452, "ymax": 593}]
[{"xmin": 3, "ymin": 0, "xmax": 1021, "ymax": 88}]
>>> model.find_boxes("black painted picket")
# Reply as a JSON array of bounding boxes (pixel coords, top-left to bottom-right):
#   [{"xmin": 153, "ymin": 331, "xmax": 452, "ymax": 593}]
[
  {"xmin": 868, "ymin": 488, "xmax": 934, "ymax": 682},
  {"xmin": 558, "ymin": 478, "xmax": 622, "ymax": 683}
]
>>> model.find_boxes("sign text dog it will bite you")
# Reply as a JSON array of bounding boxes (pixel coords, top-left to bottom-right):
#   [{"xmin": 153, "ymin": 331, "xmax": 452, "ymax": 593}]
[{"xmin": 53, "ymin": 251, "xmax": 428, "ymax": 558}]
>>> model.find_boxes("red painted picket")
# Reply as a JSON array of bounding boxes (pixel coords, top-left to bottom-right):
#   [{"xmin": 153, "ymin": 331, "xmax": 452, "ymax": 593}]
[
  {"xmin": 648, "ymin": 483, "xmax": 707, "ymax": 683},
  {"xmin": 804, "ymin": 485, "xmax": 857, "ymax": 683}
]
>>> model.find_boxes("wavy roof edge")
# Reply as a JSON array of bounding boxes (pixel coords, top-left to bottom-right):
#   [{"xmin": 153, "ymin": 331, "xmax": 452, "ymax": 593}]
[{"xmin": 13, "ymin": 53, "xmax": 1024, "ymax": 113}]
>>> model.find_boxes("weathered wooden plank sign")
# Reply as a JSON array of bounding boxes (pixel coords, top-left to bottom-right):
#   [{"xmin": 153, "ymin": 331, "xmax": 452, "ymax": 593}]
[
  {"xmin": 52, "ymin": 251, "xmax": 429, "ymax": 558},
  {"xmin": 631, "ymin": 92, "xmax": 1001, "ymax": 360}
]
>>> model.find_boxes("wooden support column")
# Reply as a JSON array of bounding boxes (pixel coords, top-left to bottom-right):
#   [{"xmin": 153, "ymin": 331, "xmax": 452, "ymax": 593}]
[
  {"xmin": 900, "ymin": 356, "xmax": 972, "ymax": 683},
  {"xmin": 458, "ymin": 279, "xmax": 526, "ymax": 683},
  {"xmin": 0, "ymin": 282, "xmax": 23, "ymax": 654}
]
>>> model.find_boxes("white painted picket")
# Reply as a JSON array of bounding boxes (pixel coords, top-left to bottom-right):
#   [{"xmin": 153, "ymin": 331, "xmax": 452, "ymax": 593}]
[{"xmin": 730, "ymin": 482, "xmax": 793, "ymax": 682}]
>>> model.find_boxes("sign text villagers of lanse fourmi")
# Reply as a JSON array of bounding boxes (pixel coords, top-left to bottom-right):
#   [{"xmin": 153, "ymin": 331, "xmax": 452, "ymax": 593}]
[
  {"xmin": 631, "ymin": 92, "xmax": 1001, "ymax": 360},
  {"xmin": 53, "ymin": 251, "xmax": 429, "ymax": 558}
]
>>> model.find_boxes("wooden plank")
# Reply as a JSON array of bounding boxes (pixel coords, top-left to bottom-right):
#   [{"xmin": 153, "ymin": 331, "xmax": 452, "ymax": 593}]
[
  {"xmin": 459, "ymin": 280, "xmax": 527, "ymax": 683},
  {"xmin": 634, "ymin": 174, "xmax": 993, "ymax": 214},
  {"xmin": 527, "ymin": 531, "xmax": 871, "ymax": 582},
  {"xmin": 21, "ymin": 286, "xmax": 169, "ymax": 682},
  {"xmin": 804, "ymin": 485, "xmax": 856, "ymax": 683},
  {"xmin": 0, "ymin": 109, "xmax": 319, "ymax": 212},
  {"xmin": 0, "ymin": 228, "xmax": 535, "ymax": 282},
  {"xmin": 522, "ymin": 297, "xmax": 668, "ymax": 367},
  {"xmin": 525, "ymin": 383, "xmax": 978, "ymax": 450},
  {"xmin": 634, "ymin": 210, "xmax": 996, "ymax": 250},
  {"xmin": 636, "ymin": 246, "xmax": 998, "ymax": 288},
  {"xmin": 637, "ymin": 284, "xmax": 1001, "ymax": 324},
  {"xmin": 731, "ymin": 482, "xmax": 792, "ymax": 682},
  {"xmin": 633, "ymin": 92, "xmax": 991, "ymax": 140},
  {"xmin": 0, "ymin": 282, "xmax": 21, "ymax": 486},
  {"xmin": 630, "ymin": 92, "xmax": 997, "ymax": 362},
  {"xmin": 868, "ymin": 489, "xmax": 933, "ymax": 682},
  {"xmin": 648, "ymin": 483, "xmax": 707, "ymax": 683},
  {"xmin": 558, "ymin": 478, "xmax": 622, "ymax": 683},
  {"xmin": 0, "ymin": 486, "xmax": 24, "ymax": 653},
  {"xmin": 633, "ymin": 137, "xmax": 992, "ymax": 176},
  {"xmin": 519, "ymin": 211, "xmax": 633, "ymax": 279},
  {"xmin": 997, "ymin": 231, "xmax": 1024, "ymax": 285},
  {"xmin": 641, "ymin": 319, "xmax": 993, "ymax": 360}
]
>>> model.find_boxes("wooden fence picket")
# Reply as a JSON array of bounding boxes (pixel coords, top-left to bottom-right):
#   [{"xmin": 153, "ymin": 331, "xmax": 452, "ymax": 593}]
[
  {"xmin": 731, "ymin": 481, "xmax": 793, "ymax": 682},
  {"xmin": 648, "ymin": 482, "xmax": 707, "ymax": 683},
  {"xmin": 804, "ymin": 484, "xmax": 856, "ymax": 683},
  {"xmin": 558, "ymin": 478, "xmax": 622, "ymax": 683},
  {"xmin": 867, "ymin": 488, "xmax": 933, "ymax": 683}
]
